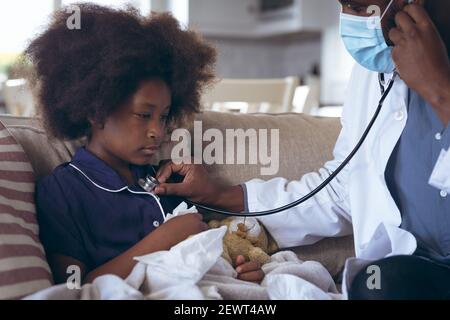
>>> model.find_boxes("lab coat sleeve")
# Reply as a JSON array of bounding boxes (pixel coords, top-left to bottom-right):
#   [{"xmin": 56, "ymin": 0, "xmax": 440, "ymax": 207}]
[
  {"xmin": 429, "ymin": 148, "xmax": 450, "ymax": 193},
  {"xmin": 245, "ymin": 129, "xmax": 353, "ymax": 249},
  {"xmin": 244, "ymin": 68, "xmax": 359, "ymax": 249}
]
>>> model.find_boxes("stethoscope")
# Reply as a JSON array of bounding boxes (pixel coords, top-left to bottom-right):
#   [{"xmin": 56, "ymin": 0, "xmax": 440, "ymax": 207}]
[{"xmin": 140, "ymin": 72, "xmax": 398, "ymax": 217}]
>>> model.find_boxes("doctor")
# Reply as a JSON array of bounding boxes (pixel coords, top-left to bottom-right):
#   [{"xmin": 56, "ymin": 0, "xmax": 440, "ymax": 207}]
[{"xmin": 154, "ymin": 0, "xmax": 450, "ymax": 299}]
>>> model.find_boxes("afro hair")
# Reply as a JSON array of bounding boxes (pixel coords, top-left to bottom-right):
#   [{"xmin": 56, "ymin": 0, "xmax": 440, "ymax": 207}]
[{"xmin": 26, "ymin": 3, "xmax": 217, "ymax": 140}]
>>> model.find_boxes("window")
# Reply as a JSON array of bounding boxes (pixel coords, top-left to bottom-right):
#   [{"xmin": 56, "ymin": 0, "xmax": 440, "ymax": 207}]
[
  {"xmin": 61, "ymin": 1, "xmax": 188, "ymax": 26},
  {"xmin": 168, "ymin": 0, "xmax": 189, "ymax": 28},
  {"xmin": 0, "ymin": 0, "xmax": 54, "ymax": 75},
  {"xmin": 0, "ymin": 0, "xmax": 189, "ymax": 76},
  {"xmin": 61, "ymin": 0, "xmax": 151, "ymax": 16}
]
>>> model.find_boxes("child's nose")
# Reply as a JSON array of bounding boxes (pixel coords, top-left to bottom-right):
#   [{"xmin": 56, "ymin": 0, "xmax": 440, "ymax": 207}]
[{"xmin": 146, "ymin": 121, "xmax": 163, "ymax": 140}]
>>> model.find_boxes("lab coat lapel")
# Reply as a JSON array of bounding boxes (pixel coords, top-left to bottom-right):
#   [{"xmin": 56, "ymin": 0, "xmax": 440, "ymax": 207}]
[
  {"xmin": 376, "ymin": 75, "xmax": 409, "ymax": 174},
  {"xmin": 348, "ymin": 72, "xmax": 411, "ymax": 255}
]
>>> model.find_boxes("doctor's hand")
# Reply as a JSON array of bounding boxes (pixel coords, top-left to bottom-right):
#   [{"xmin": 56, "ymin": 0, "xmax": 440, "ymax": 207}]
[
  {"xmin": 154, "ymin": 159, "xmax": 221, "ymax": 204},
  {"xmin": 154, "ymin": 160, "xmax": 245, "ymax": 212},
  {"xmin": 389, "ymin": 4, "xmax": 450, "ymax": 123},
  {"xmin": 235, "ymin": 255, "xmax": 265, "ymax": 284}
]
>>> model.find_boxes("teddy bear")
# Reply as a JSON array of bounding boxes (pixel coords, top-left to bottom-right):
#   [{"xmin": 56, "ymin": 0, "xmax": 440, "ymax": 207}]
[{"xmin": 208, "ymin": 217, "xmax": 278, "ymax": 266}]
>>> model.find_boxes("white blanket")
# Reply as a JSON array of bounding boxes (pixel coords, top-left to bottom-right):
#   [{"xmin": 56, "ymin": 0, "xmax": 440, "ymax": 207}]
[{"xmin": 25, "ymin": 227, "xmax": 342, "ymax": 300}]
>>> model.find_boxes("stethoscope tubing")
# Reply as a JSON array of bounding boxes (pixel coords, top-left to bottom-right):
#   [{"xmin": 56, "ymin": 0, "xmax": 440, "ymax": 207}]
[{"xmin": 185, "ymin": 72, "xmax": 398, "ymax": 217}]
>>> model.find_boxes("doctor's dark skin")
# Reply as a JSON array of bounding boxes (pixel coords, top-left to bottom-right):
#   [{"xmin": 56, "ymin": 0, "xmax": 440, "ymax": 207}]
[
  {"xmin": 340, "ymin": 0, "xmax": 450, "ymax": 125},
  {"xmin": 154, "ymin": 1, "xmax": 450, "ymax": 215}
]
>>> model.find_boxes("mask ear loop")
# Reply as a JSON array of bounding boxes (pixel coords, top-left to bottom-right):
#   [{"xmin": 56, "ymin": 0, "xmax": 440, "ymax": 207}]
[{"xmin": 381, "ymin": 0, "xmax": 395, "ymax": 20}]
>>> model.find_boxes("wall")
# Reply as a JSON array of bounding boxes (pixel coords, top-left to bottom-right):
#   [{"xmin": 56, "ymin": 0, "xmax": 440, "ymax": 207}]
[
  {"xmin": 206, "ymin": 34, "xmax": 321, "ymax": 80},
  {"xmin": 320, "ymin": 25, "xmax": 354, "ymax": 105},
  {"xmin": 190, "ymin": 0, "xmax": 354, "ymax": 106}
]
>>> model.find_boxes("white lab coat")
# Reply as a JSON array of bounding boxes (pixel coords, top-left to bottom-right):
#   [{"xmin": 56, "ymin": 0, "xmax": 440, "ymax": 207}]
[{"xmin": 244, "ymin": 63, "xmax": 450, "ymax": 297}]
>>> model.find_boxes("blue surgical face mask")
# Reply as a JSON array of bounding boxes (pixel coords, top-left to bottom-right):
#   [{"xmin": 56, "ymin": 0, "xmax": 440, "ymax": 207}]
[{"xmin": 340, "ymin": 0, "xmax": 395, "ymax": 73}]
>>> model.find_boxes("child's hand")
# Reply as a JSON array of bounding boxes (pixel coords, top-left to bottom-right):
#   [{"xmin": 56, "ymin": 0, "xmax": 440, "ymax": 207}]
[{"xmin": 235, "ymin": 255, "xmax": 265, "ymax": 284}]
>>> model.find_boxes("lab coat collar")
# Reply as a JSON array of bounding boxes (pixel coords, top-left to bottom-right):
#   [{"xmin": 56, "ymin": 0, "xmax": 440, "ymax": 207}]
[
  {"xmin": 391, "ymin": 73, "xmax": 409, "ymax": 113},
  {"xmin": 70, "ymin": 146, "xmax": 154, "ymax": 192}
]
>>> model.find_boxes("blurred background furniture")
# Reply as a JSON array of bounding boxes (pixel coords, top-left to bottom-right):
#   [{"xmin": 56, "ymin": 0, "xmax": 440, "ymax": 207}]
[
  {"xmin": 202, "ymin": 76, "xmax": 299, "ymax": 113},
  {"xmin": 2, "ymin": 78, "xmax": 35, "ymax": 117},
  {"xmin": 0, "ymin": 0, "xmax": 350, "ymax": 118}
]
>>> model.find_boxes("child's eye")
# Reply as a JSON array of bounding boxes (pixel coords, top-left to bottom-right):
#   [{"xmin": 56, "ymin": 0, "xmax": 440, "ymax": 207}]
[
  {"xmin": 135, "ymin": 113, "xmax": 151, "ymax": 119},
  {"xmin": 160, "ymin": 114, "xmax": 169, "ymax": 122}
]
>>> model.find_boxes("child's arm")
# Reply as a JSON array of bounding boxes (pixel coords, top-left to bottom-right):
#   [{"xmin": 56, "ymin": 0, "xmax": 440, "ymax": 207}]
[{"xmin": 49, "ymin": 213, "xmax": 208, "ymax": 284}]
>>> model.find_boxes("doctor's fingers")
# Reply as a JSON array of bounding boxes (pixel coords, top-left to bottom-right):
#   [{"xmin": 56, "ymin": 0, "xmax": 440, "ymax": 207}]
[
  {"xmin": 156, "ymin": 160, "xmax": 190, "ymax": 183},
  {"xmin": 154, "ymin": 182, "xmax": 192, "ymax": 197},
  {"xmin": 394, "ymin": 11, "xmax": 416, "ymax": 35},
  {"xmin": 156, "ymin": 161, "xmax": 173, "ymax": 183},
  {"xmin": 403, "ymin": 3, "xmax": 433, "ymax": 27},
  {"xmin": 388, "ymin": 27, "xmax": 405, "ymax": 45}
]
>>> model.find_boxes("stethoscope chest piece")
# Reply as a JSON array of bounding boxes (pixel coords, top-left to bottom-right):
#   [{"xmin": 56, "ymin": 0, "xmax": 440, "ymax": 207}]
[{"xmin": 139, "ymin": 175, "xmax": 160, "ymax": 193}]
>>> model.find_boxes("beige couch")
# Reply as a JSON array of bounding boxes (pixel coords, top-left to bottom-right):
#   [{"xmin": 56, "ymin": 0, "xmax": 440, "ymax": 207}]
[{"xmin": 0, "ymin": 111, "xmax": 355, "ymax": 282}]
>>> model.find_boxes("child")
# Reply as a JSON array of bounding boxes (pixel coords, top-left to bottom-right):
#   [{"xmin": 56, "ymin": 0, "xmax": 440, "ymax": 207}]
[{"xmin": 28, "ymin": 4, "xmax": 264, "ymax": 285}]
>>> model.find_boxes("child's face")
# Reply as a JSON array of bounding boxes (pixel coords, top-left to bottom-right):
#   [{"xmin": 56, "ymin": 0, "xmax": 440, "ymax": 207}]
[{"xmin": 92, "ymin": 78, "xmax": 171, "ymax": 166}]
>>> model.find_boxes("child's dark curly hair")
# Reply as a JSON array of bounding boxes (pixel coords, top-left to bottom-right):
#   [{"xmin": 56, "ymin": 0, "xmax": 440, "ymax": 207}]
[{"xmin": 26, "ymin": 3, "xmax": 216, "ymax": 140}]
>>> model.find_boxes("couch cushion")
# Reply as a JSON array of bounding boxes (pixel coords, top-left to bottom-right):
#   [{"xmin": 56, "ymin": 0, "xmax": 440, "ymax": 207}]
[
  {"xmin": 0, "ymin": 116, "xmax": 84, "ymax": 182},
  {"xmin": 160, "ymin": 111, "xmax": 343, "ymax": 185},
  {"xmin": 0, "ymin": 119, "xmax": 53, "ymax": 299},
  {"xmin": 0, "ymin": 112, "xmax": 342, "ymax": 183}
]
